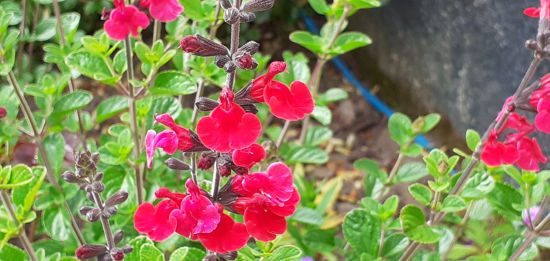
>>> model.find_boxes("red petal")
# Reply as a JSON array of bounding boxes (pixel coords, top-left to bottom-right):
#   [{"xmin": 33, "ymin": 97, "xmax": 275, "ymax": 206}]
[
  {"xmin": 155, "ymin": 114, "xmax": 193, "ymax": 151},
  {"xmin": 134, "ymin": 201, "xmax": 178, "ymax": 241},
  {"xmin": 232, "ymin": 144, "xmax": 266, "ymax": 169},
  {"xmin": 251, "ymin": 62, "xmax": 287, "ymax": 102},
  {"xmin": 149, "ymin": 0, "xmax": 183, "ymax": 22},
  {"xmin": 264, "ymin": 81, "xmax": 314, "ymax": 121},
  {"xmin": 524, "ymin": 7, "xmax": 541, "ymax": 17},
  {"xmin": 244, "ymin": 207, "xmax": 287, "ymax": 242},
  {"xmin": 197, "ymin": 210, "xmax": 249, "ymax": 253}
]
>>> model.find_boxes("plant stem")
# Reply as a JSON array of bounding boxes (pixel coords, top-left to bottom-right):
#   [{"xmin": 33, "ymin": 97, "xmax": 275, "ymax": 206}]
[
  {"xmin": 211, "ymin": 159, "xmax": 221, "ymax": 200},
  {"xmin": 378, "ymin": 224, "xmax": 385, "ymax": 257},
  {"xmin": 16, "ymin": 0, "xmax": 27, "ymax": 74},
  {"xmin": 52, "ymin": 0, "xmax": 87, "ymax": 149},
  {"xmin": 399, "ymin": 240, "xmax": 420, "ymax": 261},
  {"xmin": 191, "ymin": 154, "xmax": 198, "ymax": 185},
  {"xmin": 190, "ymin": 78, "xmax": 205, "ymax": 126},
  {"xmin": 90, "ymin": 192, "xmax": 115, "ymax": 249},
  {"xmin": 402, "ymin": 56, "xmax": 543, "ymax": 260},
  {"xmin": 297, "ymin": 59, "xmax": 327, "ymax": 145},
  {"xmin": 26, "ymin": 1, "xmax": 40, "ymax": 72},
  {"xmin": 376, "ymin": 153, "xmax": 404, "ymax": 201},
  {"xmin": 0, "ymin": 190, "xmax": 38, "ymax": 261},
  {"xmin": 276, "ymin": 120, "xmax": 291, "ymax": 150},
  {"xmin": 124, "ymin": 36, "xmax": 144, "ymax": 205},
  {"xmin": 225, "ymin": 0, "xmax": 242, "ymax": 90},
  {"xmin": 441, "ymin": 200, "xmax": 474, "ymax": 261},
  {"xmin": 6, "ymin": 71, "xmax": 86, "ymax": 245},
  {"xmin": 152, "ymin": 20, "xmax": 161, "ymax": 44}
]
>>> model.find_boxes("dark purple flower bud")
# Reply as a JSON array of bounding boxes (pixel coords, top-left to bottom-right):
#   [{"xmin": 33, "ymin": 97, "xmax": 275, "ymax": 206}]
[
  {"xmin": 224, "ymin": 7, "xmax": 240, "ymax": 24},
  {"xmin": 92, "ymin": 182, "xmax": 105, "ymax": 193},
  {"xmin": 101, "ymin": 8, "xmax": 111, "ymax": 20},
  {"xmin": 180, "ymin": 35, "xmax": 202, "ymax": 53},
  {"xmin": 220, "ymin": 0, "xmax": 232, "ymax": 9},
  {"xmin": 80, "ymin": 206, "xmax": 95, "ymax": 215},
  {"xmin": 239, "ymin": 41, "xmax": 259, "ymax": 55},
  {"xmin": 105, "ymin": 191, "xmax": 128, "ymax": 207},
  {"xmin": 121, "ymin": 246, "xmax": 134, "ymax": 253},
  {"xmin": 86, "ymin": 208, "xmax": 101, "ymax": 222},
  {"xmin": 79, "ymin": 183, "xmax": 87, "ymax": 191},
  {"xmin": 102, "ymin": 206, "xmax": 118, "ymax": 218},
  {"xmin": 240, "ymin": 104, "xmax": 258, "ymax": 114},
  {"xmin": 215, "ymin": 55, "xmax": 231, "ymax": 69},
  {"xmin": 232, "ymin": 165, "xmax": 248, "ymax": 175},
  {"xmin": 203, "ymin": 254, "xmax": 217, "ymax": 261},
  {"xmin": 114, "ymin": 230, "xmax": 124, "ymax": 244},
  {"xmin": 86, "ymin": 192, "xmax": 94, "ymax": 202},
  {"xmin": 92, "ymin": 152, "xmax": 100, "ymax": 164},
  {"xmin": 239, "ymin": 12, "xmax": 256, "ymax": 23},
  {"xmin": 76, "ymin": 244, "xmax": 108, "ymax": 259},
  {"xmin": 219, "ymin": 251, "xmax": 238, "ymax": 260},
  {"xmin": 0, "ymin": 107, "xmax": 6, "ymax": 119},
  {"xmin": 218, "ymin": 164, "xmax": 232, "ymax": 177},
  {"xmin": 62, "ymin": 171, "xmax": 81, "ymax": 183},
  {"xmin": 196, "ymin": 97, "xmax": 220, "ymax": 111},
  {"xmin": 241, "ymin": 0, "xmax": 275, "ymax": 12},
  {"xmin": 95, "ymin": 172, "xmax": 104, "ymax": 182},
  {"xmin": 198, "ymin": 152, "xmax": 216, "ymax": 170},
  {"xmin": 110, "ymin": 248, "xmax": 124, "ymax": 261},
  {"xmin": 165, "ymin": 158, "xmax": 191, "ymax": 170},
  {"xmin": 237, "ymin": 54, "xmax": 254, "ymax": 69}
]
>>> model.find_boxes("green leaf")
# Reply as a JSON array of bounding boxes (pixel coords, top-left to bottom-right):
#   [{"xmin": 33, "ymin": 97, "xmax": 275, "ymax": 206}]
[
  {"xmin": 350, "ymin": 0, "xmax": 381, "ymax": 9},
  {"xmin": 113, "ymin": 49, "xmax": 127, "ymax": 74},
  {"xmin": 125, "ymin": 236, "xmax": 154, "ymax": 261},
  {"xmin": 290, "ymin": 31, "xmax": 324, "ymax": 54},
  {"xmin": 400, "ymin": 205, "xmax": 442, "ymax": 243},
  {"xmin": 381, "ymin": 233, "xmax": 409, "ymax": 257},
  {"xmin": 401, "ymin": 144, "xmax": 423, "ymax": 157},
  {"xmin": 316, "ymin": 88, "xmax": 349, "ymax": 105},
  {"xmin": 12, "ymin": 166, "xmax": 47, "ymax": 211},
  {"xmin": 304, "ymin": 126, "xmax": 333, "ymax": 146},
  {"xmin": 466, "ymin": 129, "xmax": 481, "ymax": 152},
  {"xmin": 33, "ymin": 18, "xmax": 56, "ymax": 41},
  {"xmin": 343, "ymin": 208, "xmax": 381, "ymax": 256},
  {"xmin": 381, "ymin": 195, "xmax": 399, "ymax": 220},
  {"xmin": 283, "ymin": 146, "xmax": 328, "ymax": 164},
  {"xmin": 0, "ymin": 165, "xmax": 34, "ymax": 189},
  {"xmin": 41, "ymin": 133, "xmax": 65, "ymax": 176},
  {"xmin": 96, "ymin": 96, "xmax": 128, "ymax": 123},
  {"xmin": 265, "ymin": 246, "xmax": 302, "ymax": 261},
  {"xmin": 440, "ymin": 195, "xmax": 467, "ymax": 212},
  {"xmin": 311, "ymin": 105, "xmax": 331, "ymax": 125},
  {"xmin": 330, "ymin": 32, "xmax": 371, "ymax": 55},
  {"xmin": 492, "ymin": 235, "xmax": 538, "ymax": 261},
  {"xmin": 169, "ymin": 247, "xmax": 205, "ymax": 261},
  {"xmin": 308, "ymin": 0, "xmax": 330, "ymax": 14},
  {"xmin": 487, "ymin": 182, "xmax": 523, "ymax": 220},
  {"xmin": 0, "ymin": 2, "xmax": 21, "ymax": 25},
  {"xmin": 409, "ymin": 184, "xmax": 432, "ymax": 206},
  {"xmin": 150, "ymin": 71, "xmax": 197, "ymax": 96},
  {"xmin": 52, "ymin": 90, "xmax": 92, "ymax": 118},
  {"xmin": 418, "ymin": 114, "xmax": 441, "ymax": 134},
  {"xmin": 65, "ymin": 51, "xmax": 120, "ymax": 84},
  {"xmin": 460, "ymin": 172, "xmax": 495, "ymax": 199},
  {"xmin": 289, "ymin": 207, "xmax": 324, "ymax": 226},
  {"xmin": 388, "ymin": 113, "xmax": 413, "ymax": 146},
  {"xmin": 145, "ymin": 97, "xmax": 182, "ymax": 129},
  {"xmin": 140, "ymin": 244, "xmax": 164, "ymax": 261},
  {"xmin": 393, "ymin": 162, "xmax": 428, "ymax": 184},
  {"xmin": 42, "ymin": 207, "xmax": 71, "ymax": 241},
  {"xmin": 0, "ymin": 31, "xmax": 16, "ymax": 76},
  {"xmin": 0, "ymin": 243, "xmax": 26, "ymax": 261},
  {"xmin": 58, "ymin": 13, "xmax": 80, "ymax": 44},
  {"xmin": 354, "ymin": 158, "xmax": 388, "ymax": 183}
]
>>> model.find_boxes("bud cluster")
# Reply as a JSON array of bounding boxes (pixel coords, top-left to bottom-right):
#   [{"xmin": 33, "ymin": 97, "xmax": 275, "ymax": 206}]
[{"xmin": 63, "ymin": 151, "xmax": 132, "ymax": 260}]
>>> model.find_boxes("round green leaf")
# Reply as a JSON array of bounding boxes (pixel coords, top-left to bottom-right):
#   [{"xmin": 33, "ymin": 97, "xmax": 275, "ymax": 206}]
[
  {"xmin": 265, "ymin": 246, "xmax": 302, "ymax": 261},
  {"xmin": 283, "ymin": 146, "xmax": 328, "ymax": 164},
  {"xmin": 0, "ymin": 1, "xmax": 22, "ymax": 25},
  {"xmin": 0, "ymin": 165, "xmax": 33, "ymax": 189},
  {"xmin": 96, "ymin": 96, "xmax": 129, "ymax": 123},
  {"xmin": 290, "ymin": 31, "xmax": 324, "ymax": 54},
  {"xmin": 461, "ymin": 172, "xmax": 495, "ymax": 199},
  {"xmin": 381, "ymin": 233, "xmax": 409, "ymax": 257},
  {"xmin": 388, "ymin": 113, "xmax": 413, "ymax": 146},
  {"xmin": 42, "ymin": 207, "xmax": 71, "ymax": 241},
  {"xmin": 440, "ymin": 195, "xmax": 467, "ymax": 212},
  {"xmin": 12, "ymin": 166, "xmax": 47, "ymax": 211},
  {"xmin": 41, "ymin": 133, "xmax": 65, "ymax": 176},
  {"xmin": 394, "ymin": 162, "xmax": 428, "ymax": 184},
  {"xmin": 65, "ymin": 51, "xmax": 120, "ymax": 84},
  {"xmin": 33, "ymin": 18, "xmax": 56, "ymax": 41},
  {"xmin": 354, "ymin": 158, "xmax": 388, "ymax": 182},
  {"xmin": 408, "ymin": 183, "xmax": 432, "ymax": 206},
  {"xmin": 169, "ymin": 247, "xmax": 205, "ymax": 261},
  {"xmin": 150, "ymin": 71, "xmax": 197, "ymax": 96},
  {"xmin": 311, "ymin": 105, "xmax": 331, "ymax": 125},
  {"xmin": 304, "ymin": 126, "xmax": 333, "ymax": 146},
  {"xmin": 53, "ymin": 90, "xmax": 93, "ymax": 117},
  {"xmin": 400, "ymin": 205, "xmax": 442, "ymax": 243},
  {"xmin": 331, "ymin": 32, "xmax": 372, "ymax": 55},
  {"xmin": 343, "ymin": 208, "xmax": 381, "ymax": 256}
]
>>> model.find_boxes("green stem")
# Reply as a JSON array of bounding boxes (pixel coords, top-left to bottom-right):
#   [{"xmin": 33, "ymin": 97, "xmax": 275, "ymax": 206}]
[
  {"xmin": 442, "ymin": 201, "xmax": 474, "ymax": 261},
  {"xmin": 376, "ymin": 153, "xmax": 404, "ymax": 201},
  {"xmin": 152, "ymin": 20, "xmax": 161, "ymax": 44},
  {"xmin": 6, "ymin": 71, "xmax": 86, "ymax": 245},
  {"xmin": 0, "ymin": 190, "xmax": 38, "ymax": 261},
  {"xmin": 124, "ymin": 36, "xmax": 144, "ymax": 205}
]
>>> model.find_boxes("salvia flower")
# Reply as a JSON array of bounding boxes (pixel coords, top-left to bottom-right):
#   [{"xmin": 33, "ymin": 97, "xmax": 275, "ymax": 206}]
[
  {"xmin": 197, "ymin": 87, "xmax": 261, "ymax": 153},
  {"xmin": 250, "ymin": 62, "xmax": 314, "ymax": 120},
  {"xmin": 139, "ymin": 0, "xmax": 183, "ymax": 22},
  {"xmin": 232, "ymin": 144, "xmax": 266, "ymax": 169},
  {"xmin": 525, "ymin": 0, "xmax": 550, "ymax": 19},
  {"xmin": 104, "ymin": 0, "xmax": 150, "ymax": 40},
  {"xmin": 232, "ymin": 162, "xmax": 300, "ymax": 241},
  {"xmin": 523, "ymin": 206, "xmax": 541, "ymax": 226},
  {"xmin": 196, "ymin": 204, "xmax": 249, "ymax": 253},
  {"xmin": 145, "ymin": 114, "xmax": 194, "ymax": 168}
]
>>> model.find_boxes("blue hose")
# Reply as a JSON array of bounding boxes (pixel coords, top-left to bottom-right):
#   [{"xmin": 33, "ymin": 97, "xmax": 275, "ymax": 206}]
[{"xmin": 300, "ymin": 10, "xmax": 432, "ymax": 148}]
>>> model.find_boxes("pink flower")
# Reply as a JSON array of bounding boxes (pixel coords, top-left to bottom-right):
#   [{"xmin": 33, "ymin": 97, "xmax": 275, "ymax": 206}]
[
  {"xmin": 232, "ymin": 144, "xmax": 266, "ymax": 169},
  {"xmin": 196, "ymin": 87, "xmax": 262, "ymax": 153},
  {"xmin": 250, "ymin": 61, "xmax": 314, "ymax": 120},
  {"xmin": 145, "ymin": 114, "xmax": 194, "ymax": 168},
  {"xmin": 140, "ymin": 0, "xmax": 183, "ymax": 22},
  {"xmin": 232, "ymin": 162, "xmax": 300, "ymax": 241},
  {"xmin": 171, "ymin": 179, "xmax": 220, "ymax": 239},
  {"xmin": 525, "ymin": 0, "xmax": 550, "ymax": 19},
  {"xmin": 196, "ymin": 204, "xmax": 249, "ymax": 253},
  {"xmin": 523, "ymin": 206, "xmax": 541, "ymax": 226},
  {"xmin": 516, "ymin": 137, "xmax": 547, "ymax": 171},
  {"xmin": 104, "ymin": 0, "xmax": 150, "ymax": 41}
]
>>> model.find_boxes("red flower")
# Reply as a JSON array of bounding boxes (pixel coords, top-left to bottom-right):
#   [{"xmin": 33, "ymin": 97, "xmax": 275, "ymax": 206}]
[
  {"xmin": 145, "ymin": 114, "xmax": 194, "ymax": 168},
  {"xmin": 104, "ymin": 0, "xmax": 150, "ymax": 40},
  {"xmin": 516, "ymin": 137, "xmax": 547, "ymax": 171},
  {"xmin": 232, "ymin": 144, "xmax": 266, "ymax": 169},
  {"xmin": 134, "ymin": 198, "xmax": 179, "ymax": 241},
  {"xmin": 171, "ymin": 179, "xmax": 220, "ymax": 239},
  {"xmin": 196, "ymin": 204, "xmax": 249, "ymax": 253},
  {"xmin": 250, "ymin": 62, "xmax": 314, "ymax": 120},
  {"xmin": 535, "ymin": 97, "xmax": 550, "ymax": 133},
  {"xmin": 0, "ymin": 106, "xmax": 6, "ymax": 119},
  {"xmin": 232, "ymin": 162, "xmax": 299, "ymax": 241},
  {"xmin": 525, "ymin": 0, "xmax": 550, "ymax": 18},
  {"xmin": 480, "ymin": 130, "xmax": 519, "ymax": 167},
  {"xmin": 140, "ymin": 0, "xmax": 183, "ymax": 22},
  {"xmin": 197, "ymin": 87, "xmax": 261, "ymax": 153}
]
